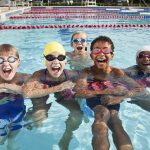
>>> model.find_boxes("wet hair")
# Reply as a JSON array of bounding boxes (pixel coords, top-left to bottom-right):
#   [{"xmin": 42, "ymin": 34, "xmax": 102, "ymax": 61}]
[
  {"xmin": 70, "ymin": 31, "xmax": 87, "ymax": 46},
  {"xmin": 0, "ymin": 44, "xmax": 19, "ymax": 58},
  {"xmin": 90, "ymin": 36, "xmax": 114, "ymax": 52}
]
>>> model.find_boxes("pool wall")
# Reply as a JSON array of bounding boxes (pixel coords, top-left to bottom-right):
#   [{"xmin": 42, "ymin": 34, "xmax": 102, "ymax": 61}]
[{"xmin": 0, "ymin": 7, "xmax": 31, "ymax": 23}]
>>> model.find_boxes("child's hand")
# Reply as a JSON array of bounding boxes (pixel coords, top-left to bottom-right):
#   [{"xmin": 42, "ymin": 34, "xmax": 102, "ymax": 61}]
[
  {"xmin": 0, "ymin": 83, "xmax": 22, "ymax": 94},
  {"xmin": 60, "ymin": 89, "xmax": 75, "ymax": 100},
  {"xmin": 75, "ymin": 89, "xmax": 95, "ymax": 98},
  {"xmin": 33, "ymin": 82, "xmax": 45, "ymax": 89},
  {"xmin": 127, "ymin": 87, "xmax": 144, "ymax": 97},
  {"xmin": 57, "ymin": 81, "xmax": 75, "ymax": 92},
  {"xmin": 3, "ymin": 83, "xmax": 17, "ymax": 90},
  {"xmin": 109, "ymin": 86, "xmax": 128, "ymax": 96},
  {"xmin": 0, "ymin": 83, "xmax": 5, "ymax": 89},
  {"xmin": 101, "ymin": 95, "xmax": 124, "ymax": 105},
  {"xmin": 74, "ymin": 80, "xmax": 87, "ymax": 92},
  {"xmin": 0, "ymin": 88, "xmax": 8, "ymax": 93},
  {"xmin": 0, "ymin": 84, "xmax": 17, "ymax": 94}
]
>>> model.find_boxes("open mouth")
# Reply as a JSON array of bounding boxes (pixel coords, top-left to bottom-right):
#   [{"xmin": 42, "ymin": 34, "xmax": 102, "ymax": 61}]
[
  {"xmin": 51, "ymin": 66, "xmax": 61, "ymax": 74},
  {"xmin": 96, "ymin": 58, "xmax": 107, "ymax": 63},
  {"xmin": 77, "ymin": 46, "xmax": 83, "ymax": 51},
  {"xmin": 2, "ymin": 68, "xmax": 12, "ymax": 76},
  {"xmin": 52, "ymin": 67, "xmax": 60, "ymax": 72},
  {"xmin": 142, "ymin": 62, "xmax": 150, "ymax": 66}
]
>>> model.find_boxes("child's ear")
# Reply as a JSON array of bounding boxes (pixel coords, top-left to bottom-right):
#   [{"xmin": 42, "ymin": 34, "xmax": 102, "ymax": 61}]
[
  {"xmin": 71, "ymin": 41, "xmax": 73, "ymax": 47},
  {"xmin": 90, "ymin": 53, "xmax": 93, "ymax": 59},
  {"xmin": 18, "ymin": 58, "xmax": 21, "ymax": 67},
  {"xmin": 111, "ymin": 53, "xmax": 114, "ymax": 59},
  {"xmin": 136, "ymin": 58, "xmax": 139, "ymax": 65}
]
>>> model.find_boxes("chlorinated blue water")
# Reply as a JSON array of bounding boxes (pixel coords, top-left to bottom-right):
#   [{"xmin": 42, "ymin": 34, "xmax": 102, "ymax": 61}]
[
  {"xmin": 0, "ymin": 10, "xmax": 150, "ymax": 150},
  {"xmin": 3, "ymin": 16, "xmax": 150, "ymax": 26}
]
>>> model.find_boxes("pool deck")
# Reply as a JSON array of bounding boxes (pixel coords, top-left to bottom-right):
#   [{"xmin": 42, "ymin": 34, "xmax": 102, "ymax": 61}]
[{"xmin": 0, "ymin": 6, "xmax": 31, "ymax": 23}]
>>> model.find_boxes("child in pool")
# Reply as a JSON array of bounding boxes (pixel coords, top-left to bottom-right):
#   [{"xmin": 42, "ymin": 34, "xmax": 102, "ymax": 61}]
[
  {"xmin": 124, "ymin": 45, "xmax": 150, "ymax": 112},
  {"xmin": 66, "ymin": 31, "xmax": 93, "ymax": 71},
  {"xmin": 74, "ymin": 36, "xmax": 143, "ymax": 150},
  {"xmin": 23, "ymin": 41, "xmax": 83, "ymax": 150},
  {"xmin": 0, "ymin": 44, "xmax": 30, "ymax": 145}
]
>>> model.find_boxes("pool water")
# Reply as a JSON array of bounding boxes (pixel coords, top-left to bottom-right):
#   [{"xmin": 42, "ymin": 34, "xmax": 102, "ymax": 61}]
[
  {"xmin": 3, "ymin": 15, "xmax": 150, "ymax": 26},
  {"xmin": 0, "ymin": 8, "xmax": 150, "ymax": 150}
]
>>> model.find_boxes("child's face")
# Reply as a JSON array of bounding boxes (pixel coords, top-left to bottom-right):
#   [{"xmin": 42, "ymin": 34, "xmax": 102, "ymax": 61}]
[
  {"xmin": 45, "ymin": 51, "xmax": 66, "ymax": 78},
  {"xmin": 137, "ymin": 51, "xmax": 150, "ymax": 71},
  {"xmin": 0, "ymin": 52, "xmax": 20, "ymax": 81},
  {"xmin": 72, "ymin": 33, "xmax": 87, "ymax": 55},
  {"xmin": 90, "ymin": 41, "xmax": 113, "ymax": 69}
]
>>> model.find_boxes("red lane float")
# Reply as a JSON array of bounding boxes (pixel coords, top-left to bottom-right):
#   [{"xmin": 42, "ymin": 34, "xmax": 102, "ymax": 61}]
[
  {"xmin": 23, "ymin": 11, "xmax": 118, "ymax": 14},
  {"xmin": 9, "ymin": 15, "xmax": 145, "ymax": 19},
  {"xmin": 0, "ymin": 24, "xmax": 149, "ymax": 29},
  {"xmin": 0, "ymin": 24, "xmax": 150, "ymax": 30}
]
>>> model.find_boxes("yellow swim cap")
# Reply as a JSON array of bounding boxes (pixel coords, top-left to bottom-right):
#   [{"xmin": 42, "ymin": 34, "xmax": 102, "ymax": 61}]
[{"xmin": 44, "ymin": 41, "xmax": 65, "ymax": 56}]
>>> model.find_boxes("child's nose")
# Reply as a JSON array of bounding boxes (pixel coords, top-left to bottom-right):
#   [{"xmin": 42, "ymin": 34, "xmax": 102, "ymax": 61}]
[
  {"xmin": 144, "ymin": 56, "xmax": 149, "ymax": 60},
  {"xmin": 98, "ymin": 51, "xmax": 105, "ymax": 55},
  {"xmin": 53, "ymin": 58, "xmax": 59, "ymax": 63},
  {"xmin": 77, "ymin": 41, "xmax": 82, "ymax": 44},
  {"xmin": 3, "ymin": 61, "xmax": 9, "ymax": 65}
]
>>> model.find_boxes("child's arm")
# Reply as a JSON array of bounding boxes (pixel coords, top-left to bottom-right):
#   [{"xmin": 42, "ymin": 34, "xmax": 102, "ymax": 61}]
[
  {"xmin": 101, "ymin": 75, "xmax": 145, "ymax": 105},
  {"xmin": 75, "ymin": 80, "xmax": 128, "ymax": 98},
  {"xmin": 0, "ymin": 83, "xmax": 22, "ymax": 94},
  {"xmin": 0, "ymin": 73, "xmax": 31, "ymax": 95},
  {"xmin": 23, "ymin": 81, "xmax": 75, "ymax": 99},
  {"xmin": 121, "ymin": 74, "xmax": 144, "ymax": 97},
  {"xmin": 23, "ymin": 72, "xmax": 75, "ymax": 99},
  {"xmin": 74, "ymin": 70, "xmax": 128, "ymax": 98}
]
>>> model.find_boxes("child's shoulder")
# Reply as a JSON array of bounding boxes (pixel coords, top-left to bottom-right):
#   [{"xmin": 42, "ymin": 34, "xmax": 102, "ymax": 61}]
[
  {"xmin": 123, "ymin": 65, "xmax": 139, "ymax": 77},
  {"xmin": 16, "ymin": 72, "xmax": 31, "ymax": 77},
  {"xmin": 32, "ymin": 69, "xmax": 46, "ymax": 76},
  {"xmin": 66, "ymin": 51, "xmax": 73, "ymax": 58},
  {"xmin": 65, "ymin": 68, "xmax": 78, "ymax": 73},
  {"xmin": 12, "ymin": 72, "xmax": 31, "ymax": 84},
  {"xmin": 82, "ymin": 67, "xmax": 91, "ymax": 74},
  {"xmin": 111, "ymin": 67, "xmax": 125, "ymax": 76},
  {"xmin": 64, "ymin": 69, "xmax": 79, "ymax": 81}
]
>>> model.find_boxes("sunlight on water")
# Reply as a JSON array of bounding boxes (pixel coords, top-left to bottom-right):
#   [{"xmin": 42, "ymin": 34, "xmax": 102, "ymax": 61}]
[{"xmin": 0, "ymin": 8, "xmax": 150, "ymax": 150}]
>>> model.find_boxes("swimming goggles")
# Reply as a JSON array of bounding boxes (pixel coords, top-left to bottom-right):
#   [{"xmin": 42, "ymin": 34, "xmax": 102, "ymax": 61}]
[
  {"xmin": 92, "ymin": 48, "xmax": 112, "ymax": 54},
  {"xmin": 44, "ymin": 54, "xmax": 66, "ymax": 61},
  {"xmin": 72, "ymin": 38, "xmax": 86, "ymax": 44},
  {"xmin": 0, "ymin": 56, "xmax": 18, "ymax": 64},
  {"xmin": 138, "ymin": 52, "xmax": 150, "ymax": 59}
]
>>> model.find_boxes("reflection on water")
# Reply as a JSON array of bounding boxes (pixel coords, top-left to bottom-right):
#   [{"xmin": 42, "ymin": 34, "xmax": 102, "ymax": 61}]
[{"xmin": 0, "ymin": 13, "xmax": 150, "ymax": 150}]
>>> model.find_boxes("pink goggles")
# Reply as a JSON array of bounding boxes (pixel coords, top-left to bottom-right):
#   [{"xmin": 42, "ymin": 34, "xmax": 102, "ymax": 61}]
[{"xmin": 92, "ymin": 48, "xmax": 112, "ymax": 54}]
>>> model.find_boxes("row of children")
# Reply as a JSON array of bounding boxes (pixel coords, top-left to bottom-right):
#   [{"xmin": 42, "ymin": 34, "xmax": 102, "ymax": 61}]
[{"xmin": 0, "ymin": 31, "xmax": 149, "ymax": 150}]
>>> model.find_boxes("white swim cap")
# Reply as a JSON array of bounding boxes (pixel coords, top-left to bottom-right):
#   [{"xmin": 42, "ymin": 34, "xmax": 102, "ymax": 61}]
[
  {"xmin": 136, "ymin": 45, "xmax": 150, "ymax": 64},
  {"xmin": 136, "ymin": 45, "xmax": 150, "ymax": 58}
]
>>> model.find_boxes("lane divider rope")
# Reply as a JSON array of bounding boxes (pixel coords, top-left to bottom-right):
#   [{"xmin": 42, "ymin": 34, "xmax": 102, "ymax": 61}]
[
  {"xmin": 0, "ymin": 24, "xmax": 150, "ymax": 30},
  {"xmin": 10, "ymin": 15, "xmax": 146, "ymax": 19}
]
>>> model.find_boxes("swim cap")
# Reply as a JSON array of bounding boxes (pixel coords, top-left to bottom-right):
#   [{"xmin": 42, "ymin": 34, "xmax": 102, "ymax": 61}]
[
  {"xmin": 136, "ymin": 45, "xmax": 150, "ymax": 64},
  {"xmin": 44, "ymin": 41, "xmax": 65, "ymax": 56},
  {"xmin": 136, "ymin": 45, "xmax": 150, "ymax": 58}
]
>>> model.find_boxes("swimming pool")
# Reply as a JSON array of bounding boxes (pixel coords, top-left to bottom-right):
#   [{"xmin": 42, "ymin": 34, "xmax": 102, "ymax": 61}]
[{"xmin": 0, "ymin": 6, "xmax": 150, "ymax": 150}]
